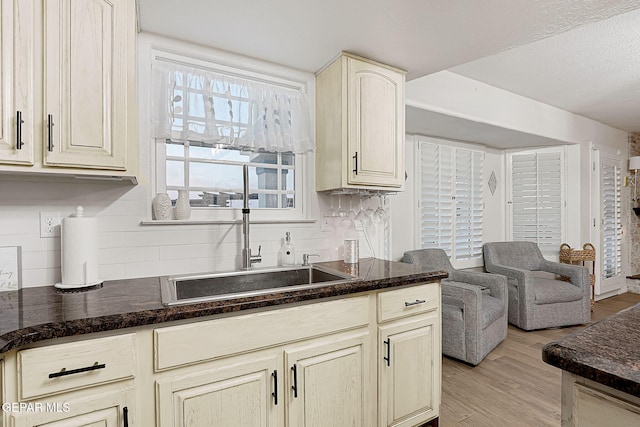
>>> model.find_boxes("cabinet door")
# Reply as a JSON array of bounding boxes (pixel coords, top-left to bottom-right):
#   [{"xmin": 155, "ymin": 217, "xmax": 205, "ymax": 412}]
[
  {"xmin": 285, "ymin": 330, "xmax": 371, "ymax": 427},
  {"xmin": 43, "ymin": 0, "xmax": 132, "ymax": 170},
  {"xmin": 347, "ymin": 57, "xmax": 404, "ymax": 188},
  {"xmin": 156, "ymin": 354, "xmax": 280, "ymax": 427},
  {"xmin": 379, "ymin": 315, "xmax": 440, "ymax": 427},
  {"xmin": 0, "ymin": 0, "xmax": 34, "ymax": 165},
  {"xmin": 9, "ymin": 387, "xmax": 132, "ymax": 427}
]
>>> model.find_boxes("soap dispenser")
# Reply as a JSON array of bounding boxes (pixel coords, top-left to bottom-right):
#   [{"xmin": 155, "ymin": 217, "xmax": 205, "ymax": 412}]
[{"xmin": 281, "ymin": 232, "xmax": 296, "ymax": 266}]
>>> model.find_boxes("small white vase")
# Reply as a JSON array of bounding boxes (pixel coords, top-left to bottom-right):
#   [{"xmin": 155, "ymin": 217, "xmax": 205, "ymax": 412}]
[
  {"xmin": 175, "ymin": 190, "xmax": 191, "ymax": 220},
  {"xmin": 152, "ymin": 193, "xmax": 172, "ymax": 220}
]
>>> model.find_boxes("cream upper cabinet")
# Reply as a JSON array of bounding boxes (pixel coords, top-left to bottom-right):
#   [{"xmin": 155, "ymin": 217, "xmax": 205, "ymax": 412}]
[
  {"xmin": 316, "ymin": 52, "xmax": 405, "ymax": 192},
  {"xmin": 0, "ymin": 0, "xmax": 137, "ymax": 179},
  {"xmin": 0, "ymin": 0, "xmax": 35, "ymax": 165},
  {"xmin": 43, "ymin": 0, "xmax": 132, "ymax": 170}
]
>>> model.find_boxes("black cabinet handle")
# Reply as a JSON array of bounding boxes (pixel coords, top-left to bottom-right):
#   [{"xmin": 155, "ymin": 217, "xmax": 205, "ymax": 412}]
[
  {"xmin": 123, "ymin": 406, "xmax": 129, "ymax": 427},
  {"xmin": 291, "ymin": 364, "xmax": 298, "ymax": 398},
  {"xmin": 353, "ymin": 152, "xmax": 358, "ymax": 175},
  {"xmin": 384, "ymin": 338, "xmax": 391, "ymax": 366},
  {"xmin": 272, "ymin": 370, "xmax": 278, "ymax": 405},
  {"xmin": 16, "ymin": 111, "xmax": 24, "ymax": 150},
  {"xmin": 47, "ymin": 114, "xmax": 54, "ymax": 152},
  {"xmin": 48, "ymin": 362, "xmax": 106, "ymax": 378},
  {"xmin": 405, "ymin": 299, "xmax": 426, "ymax": 307}
]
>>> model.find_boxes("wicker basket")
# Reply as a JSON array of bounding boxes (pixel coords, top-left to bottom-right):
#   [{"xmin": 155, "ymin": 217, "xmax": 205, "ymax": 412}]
[
  {"xmin": 559, "ymin": 243, "xmax": 595, "ymax": 262},
  {"xmin": 559, "ymin": 243, "xmax": 596, "ymax": 311}
]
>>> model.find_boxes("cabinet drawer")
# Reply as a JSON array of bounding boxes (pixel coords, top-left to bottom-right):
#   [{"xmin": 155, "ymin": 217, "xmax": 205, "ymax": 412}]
[
  {"xmin": 377, "ymin": 283, "xmax": 439, "ymax": 322},
  {"xmin": 18, "ymin": 334, "xmax": 136, "ymax": 400},
  {"xmin": 154, "ymin": 296, "xmax": 369, "ymax": 371}
]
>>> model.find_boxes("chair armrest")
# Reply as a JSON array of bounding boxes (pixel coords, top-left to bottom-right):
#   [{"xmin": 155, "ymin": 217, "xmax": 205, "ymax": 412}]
[
  {"xmin": 484, "ymin": 263, "xmax": 531, "ymax": 284},
  {"xmin": 539, "ymin": 260, "xmax": 590, "ymax": 290},
  {"xmin": 442, "ymin": 281, "xmax": 482, "ymax": 305},
  {"xmin": 450, "ymin": 270, "xmax": 507, "ymax": 301},
  {"xmin": 442, "ymin": 294, "xmax": 465, "ymax": 311}
]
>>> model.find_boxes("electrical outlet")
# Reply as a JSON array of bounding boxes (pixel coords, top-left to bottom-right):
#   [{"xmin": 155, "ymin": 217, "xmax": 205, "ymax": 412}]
[{"xmin": 40, "ymin": 212, "xmax": 61, "ymax": 238}]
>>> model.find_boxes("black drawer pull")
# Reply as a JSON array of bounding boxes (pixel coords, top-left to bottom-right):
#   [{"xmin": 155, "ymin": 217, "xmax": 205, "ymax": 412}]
[
  {"xmin": 405, "ymin": 299, "xmax": 426, "ymax": 307},
  {"xmin": 47, "ymin": 114, "xmax": 54, "ymax": 152},
  {"xmin": 16, "ymin": 111, "xmax": 24, "ymax": 150},
  {"xmin": 384, "ymin": 338, "xmax": 391, "ymax": 366},
  {"xmin": 291, "ymin": 364, "xmax": 298, "ymax": 398},
  {"xmin": 48, "ymin": 362, "xmax": 106, "ymax": 378},
  {"xmin": 123, "ymin": 406, "xmax": 129, "ymax": 427},
  {"xmin": 272, "ymin": 370, "xmax": 278, "ymax": 405}
]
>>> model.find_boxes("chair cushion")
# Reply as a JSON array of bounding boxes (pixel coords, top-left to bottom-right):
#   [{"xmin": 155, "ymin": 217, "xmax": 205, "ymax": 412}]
[
  {"xmin": 533, "ymin": 277, "xmax": 583, "ymax": 304},
  {"xmin": 482, "ymin": 295, "xmax": 504, "ymax": 329}
]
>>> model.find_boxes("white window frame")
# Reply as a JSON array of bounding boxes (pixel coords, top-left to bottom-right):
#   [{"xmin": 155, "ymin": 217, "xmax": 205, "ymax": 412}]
[
  {"xmin": 145, "ymin": 44, "xmax": 313, "ymax": 222},
  {"xmin": 506, "ymin": 146, "xmax": 567, "ymax": 257},
  {"xmin": 415, "ymin": 136, "xmax": 485, "ymax": 269}
]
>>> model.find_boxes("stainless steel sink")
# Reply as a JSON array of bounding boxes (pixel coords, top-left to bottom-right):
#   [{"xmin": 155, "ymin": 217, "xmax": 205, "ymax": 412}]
[{"xmin": 160, "ymin": 265, "xmax": 358, "ymax": 306}]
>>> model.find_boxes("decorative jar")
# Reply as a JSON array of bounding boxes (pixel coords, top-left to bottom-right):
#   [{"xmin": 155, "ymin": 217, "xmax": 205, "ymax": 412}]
[
  {"xmin": 175, "ymin": 190, "xmax": 191, "ymax": 220},
  {"xmin": 152, "ymin": 193, "xmax": 172, "ymax": 220}
]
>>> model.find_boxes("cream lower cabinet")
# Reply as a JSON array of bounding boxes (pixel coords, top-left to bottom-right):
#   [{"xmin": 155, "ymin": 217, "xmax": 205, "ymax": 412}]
[
  {"xmin": 378, "ymin": 316, "xmax": 439, "ymax": 427},
  {"xmin": 1, "ymin": 282, "xmax": 440, "ymax": 427},
  {"xmin": 155, "ymin": 330, "xmax": 370, "ymax": 427},
  {"xmin": 156, "ymin": 352, "xmax": 281, "ymax": 427},
  {"xmin": 4, "ymin": 333, "xmax": 136, "ymax": 427},
  {"xmin": 8, "ymin": 387, "xmax": 134, "ymax": 427},
  {"xmin": 377, "ymin": 284, "xmax": 441, "ymax": 427},
  {"xmin": 285, "ymin": 331, "xmax": 370, "ymax": 427},
  {"xmin": 561, "ymin": 372, "xmax": 640, "ymax": 426},
  {"xmin": 153, "ymin": 296, "xmax": 373, "ymax": 427}
]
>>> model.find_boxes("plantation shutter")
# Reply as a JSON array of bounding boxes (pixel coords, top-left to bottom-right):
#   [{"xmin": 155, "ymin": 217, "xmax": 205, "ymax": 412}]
[
  {"xmin": 420, "ymin": 143, "xmax": 454, "ymax": 255},
  {"xmin": 455, "ymin": 149, "xmax": 484, "ymax": 260},
  {"xmin": 601, "ymin": 161, "xmax": 622, "ymax": 279},
  {"xmin": 510, "ymin": 149, "xmax": 564, "ymax": 255},
  {"xmin": 419, "ymin": 139, "xmax": 484, "ymax": 262}
]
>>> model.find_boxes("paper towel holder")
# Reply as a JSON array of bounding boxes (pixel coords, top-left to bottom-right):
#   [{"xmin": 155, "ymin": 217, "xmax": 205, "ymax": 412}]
[{"xmin": 54, "ymin": 206, "xmax": 103, "ymax": 290}]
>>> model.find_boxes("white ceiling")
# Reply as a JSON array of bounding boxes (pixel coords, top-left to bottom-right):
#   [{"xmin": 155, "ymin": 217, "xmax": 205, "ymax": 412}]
[
  {"xmin": 450, "ymin": 8, "xmax": 640, "ymax": 133},
  {"xmin": 138, "ymin": 0, "xmax": 640, "ymax": 141}
]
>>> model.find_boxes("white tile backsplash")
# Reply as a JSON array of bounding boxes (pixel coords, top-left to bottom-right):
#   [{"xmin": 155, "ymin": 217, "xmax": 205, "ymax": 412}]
[{"xmin": 0, "ymin": 176, "xmax": 376, "ymax": 288}]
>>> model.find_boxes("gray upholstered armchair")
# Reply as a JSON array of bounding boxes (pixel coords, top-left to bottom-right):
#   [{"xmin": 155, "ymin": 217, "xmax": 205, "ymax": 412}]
[
  {"xmin": 483, "ymin": 241, "xmax": 591, "ymax": 331},
  {"xmin": 403, "ymin": 249, "xmax": 508, "ymax": 366}
]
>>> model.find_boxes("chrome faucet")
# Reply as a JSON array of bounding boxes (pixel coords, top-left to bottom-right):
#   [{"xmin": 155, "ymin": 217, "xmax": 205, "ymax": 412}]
[{"xmin": 242, "ymin": 164, "xmax": 262, "ymax": 270}]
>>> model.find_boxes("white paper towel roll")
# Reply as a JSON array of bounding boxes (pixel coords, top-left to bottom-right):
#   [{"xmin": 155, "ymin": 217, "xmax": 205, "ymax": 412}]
[{"xmin": 56, "ymin": 206, "xmax": 102, "ymax": 289}]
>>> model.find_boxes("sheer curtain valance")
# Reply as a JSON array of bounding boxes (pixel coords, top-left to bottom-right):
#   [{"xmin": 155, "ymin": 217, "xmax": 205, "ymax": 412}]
[{"xmin": 151, "ymin": 59, "xmax": 314, "ymax": 153}]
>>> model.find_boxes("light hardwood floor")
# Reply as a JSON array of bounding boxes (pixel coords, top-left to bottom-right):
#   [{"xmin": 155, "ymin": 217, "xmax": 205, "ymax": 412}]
[{"xmin": 440, "ymin": 292, "xmax": 640, "ymax": 426}]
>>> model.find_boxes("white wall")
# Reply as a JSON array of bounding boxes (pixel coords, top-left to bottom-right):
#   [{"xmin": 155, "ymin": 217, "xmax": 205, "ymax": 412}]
[
  {"xmin": 400, "ymin": 71, "xmax": 629, "ymax": 265},
  {"xmin": 0, "ymin": 33, "xmax": 385, "ymax": 288}
]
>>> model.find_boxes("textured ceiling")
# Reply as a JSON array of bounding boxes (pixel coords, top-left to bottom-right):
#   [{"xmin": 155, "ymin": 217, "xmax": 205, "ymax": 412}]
[
  {"xmin": 450, "ymin": 8, "xmax": 640, "ymax": 132},
  {"xmin": 138, "ymin": 0, "xmax": 640, "ymax": 138},
  {"xmin": 137, "ymin": 0, "xmax": 640, "ymax": 79}
]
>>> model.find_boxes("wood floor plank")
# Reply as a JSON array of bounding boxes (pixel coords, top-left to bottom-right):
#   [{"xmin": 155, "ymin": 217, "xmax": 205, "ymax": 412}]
[{"xmin": 440, "ymin": 292, "xmax": 640, "ymax": 426}]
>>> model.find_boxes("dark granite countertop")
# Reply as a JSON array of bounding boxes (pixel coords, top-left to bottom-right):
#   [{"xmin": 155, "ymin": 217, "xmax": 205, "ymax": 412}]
[
  {"xmin": 0, "ymin": 258, "xmax": 446, "ymax": 354},
  {"xmin": 542, "ymin": 303, "xmax": 640, "ymax": 397}
]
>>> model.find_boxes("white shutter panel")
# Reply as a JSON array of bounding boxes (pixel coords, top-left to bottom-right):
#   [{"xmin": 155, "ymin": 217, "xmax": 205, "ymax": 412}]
[
  {"xmin": 602, "ymin": 162, "xmax": 622, "ymax": 278},
  {"xmin": 420, "ymin": 143, "xmax": 453, "ymax": 255},
  {"xmin": 511, "ymin": 149, "xmax": 563, "ymax": 255},
  {"xmin": 419, "ymin": 139, "xmax": 484, "ymax": 263},
  {"xmin": 454, "ymin": 149, "xmax": 484, "ymax": 260}
]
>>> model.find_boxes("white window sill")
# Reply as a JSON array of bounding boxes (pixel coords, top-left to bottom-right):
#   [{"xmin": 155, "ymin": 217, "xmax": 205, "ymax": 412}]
[{"xmin": 140, "ymin": 219, "xmax": 317, "ymax": 226}]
